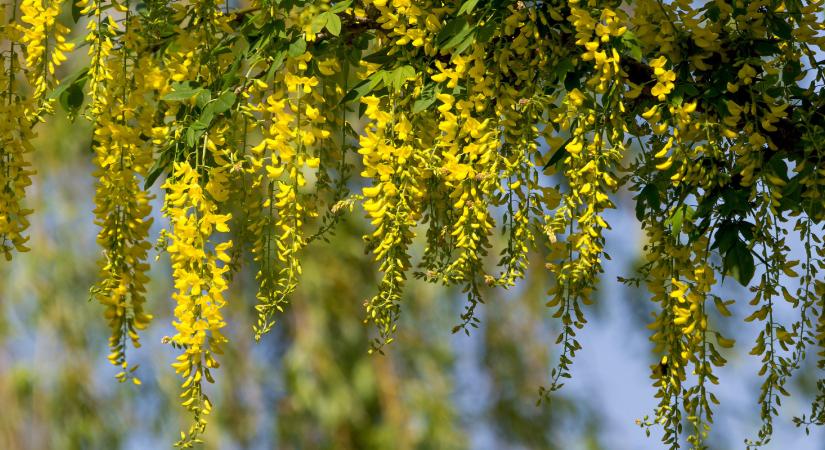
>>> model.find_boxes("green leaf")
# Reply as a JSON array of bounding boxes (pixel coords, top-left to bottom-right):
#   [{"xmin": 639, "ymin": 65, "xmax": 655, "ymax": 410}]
[
  {"xmin": 310, "ymin": 13, "xmax": 328, "ymax": 34},
  {"xmin": 197, "ymin": 91, "xmax": 236, "ymax": 129},
  {"xmin": 288, "ymin": 37, "xmax": 307, "ymax": 57},
  {"xmin": 769, "ymin": 17, "xmax": 792, "ymax": 40},
  {"xmin": 452, "ymin": 29, "xmax": 477, "ymax": 54},
  {"xmin": 325, "ymin": 12, "xmax": 342, "ymax": 36},
  {"xmin": 672, "ymin": 83, "xmax": 699, "ymax": 103},
  {"xmin": 340, "ymin": 71, "xmax": 383, "ymax": 105},
  {"xmin": 363, "ymin": 47, "xmax": 392, "ymax": 64},
  {"xmin": 221, "ymin": 54, "xmax": 243, "ymax": 90},
  {"xmin": 783, "ymin": 59, "xmax": 802, "ymax": 84},
  {"xmin": 436, "ymin": 17, "xmax": 471, "ymax": 50},
  {"xmin": 186, "ymin": 127, "xmax": 196, "ymax": 147},
  {"xmin": 620, "ymin": 31, "xmax": 643, "ymax": 61},
  {"xmin": 563, "ymin": 69, "xmax": 583, "ymax": 92},
  {"xmin": 412, "ymin": 84, "xmax": 439, "ymax": 114},
  {"xmin": 143, "ymin": 167, "xmax": 165, "ymax": 190},
  {"xmin": 162, "ymin": 83, "xmax": 203, "ymax": 102},
  {"xmin": 185, "ymin": 127, "xmax": 205, "ymax": 148},
  {"xmin": 737, "ymin": 221, "xmax": 755, "ymax": 241},
  {"xmin": 724, "ymin": 240, "xmax": 755, "ymax": 286},
  {"xmin": 443, "ymin": 26, "xmax": 475, "ymax": 51},
  {"xmin": 59, "ymin": 83, "xmax": 84, "ymax": 114},
  {"xmin": 475, "ymin": 21, "xmax": 496, "ymax": 44},
  {"xmin": 634, "ymin": 184, "xmax": 660, "ymax": 221},
  {"xmin": 543, "ymin": 137, "xmax": 572, "ymax": 171},
  {"xmin": 212, "ymin": 91, "xmax": 237, "ymax": 115},
  {"xmin": 328, "ymin": 0, "xmax": 351, "ymax": 13},
  {"xmin": 270, "ymin": 50, "xmax": 287, "ymax": 75},
  {"xmin": 48, "ymin": 67, "xmax": 88, "ymax": 100},
  {"xmin": 412, "ymin": 97, "xmax": 435, "ymax": 114},
  {"xmin": 666, "ymin": 205, "xmax": 693, "ymax": 236},
  {"xmin": 703, "ymin": 2, "xmax": 720, "ymax": 21},
  {"xmin": 457, "ymin": 0, "xmax": 481, "ymax": 15},
  {"xmin": 386, "ymin": 65, "xmax": 416, "ymax": 91},
  {"xmin": 718, "ymin": 187, "xmax": 751, "ymax": 217},
  {"xmin": 144, "ymin": 145, "xmax": 174, "ymax": 190},
  {"xmin": 712, "ymin": 221, "xmax": 739, "ymax": 253},
  {"xmin": 552, "ymin": 57, "xmax": 576, "ymax": 83},
  {"xmin": 54, "ymin": 67, "xmax": 89, "ymax": 116},
  {"xmin": 191, "ymin": 116, "xmax": 211, "ymax": 131},
  {"xmin": 195, "ymin": 89, "xmax": 212, "ymax": 108},
  {"xmin": 72, "ymin": 0, "xmax": 83, "ymax": 23},
  {"xmin": 753, "ymin": 39, "xmax": 779, "ymax": 56}
]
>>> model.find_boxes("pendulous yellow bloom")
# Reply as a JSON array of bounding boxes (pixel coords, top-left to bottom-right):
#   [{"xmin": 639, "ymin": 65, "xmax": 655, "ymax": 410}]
[
  {"xmin": 18, "ymin": 0, "xmax": 74, "ymax": 112},
  {"xmin": 163, "ymin": 160, "xmax": 233, "ymax": 447}
]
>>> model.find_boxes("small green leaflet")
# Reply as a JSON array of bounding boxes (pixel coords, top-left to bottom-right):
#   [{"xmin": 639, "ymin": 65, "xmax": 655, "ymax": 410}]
[
  {"xmin": 713, "ymin": 220, "xmax": 756, "ymax": 286},
  {"xmin": 620, "ymin": 31, "xmax": 643, "ymax": 61},
  {"xmin": 309, "ymin": 11, "xmax": 342, "ymax": 36},
  {"xmin": 413, "ymin": 84, "xmax": 440, "ymax": 114},
  {"xmin": 211, "ymin": 91, "xmax": 237, "ymax": 115},
  {"xmin": 162, "ymin": 83, "xmax": 204, "ymax": 102},
  {"xmin": 48, "ymin": 67, "xmax": 88, "ymax": 100},
  {"xmin": 341, "ymin": 71, "xmax": 384, "ymax": 104},
  {"xmin": 325, "ymin": 12, "xmax": 342, "ymax": 36},
  {"xmin": 457, "ymin": 0, "xmax": 480, "ymax": 15},
  {"xmin": 328, "ymin": 0, "xmax": 351, "ymax": 13},
  {"xmin": 437, "ymin": 17, "xmax": 474, "ymax": 51},
  {"xmin": 310, "ymin": 14, "xmax": 328, "ymax": 34},
  {"xmin": 724, "ymin": 240, "xmax": 755, "ymax": 286},
  {"xmin": 288, "ymin": 37, "xmax": 307, "ymax": 57},
  {"xmin": 665, "ymin": 205, "xmax": 694, "ymax": 236},
  {"xmin": 384, "ymin": 65, "xmax": 416, "ymax": 91}
]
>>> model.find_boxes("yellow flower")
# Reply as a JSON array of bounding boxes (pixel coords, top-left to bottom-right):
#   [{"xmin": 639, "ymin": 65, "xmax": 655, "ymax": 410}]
[{"xmin": 738, "ymin": 63, "xmax": 757, "ymax": 85}]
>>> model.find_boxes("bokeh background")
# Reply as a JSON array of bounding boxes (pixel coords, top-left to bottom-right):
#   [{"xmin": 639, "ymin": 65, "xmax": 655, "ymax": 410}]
[{"xmin": 2, "ymin": 11, "xmax": 825, "ymax": 450}]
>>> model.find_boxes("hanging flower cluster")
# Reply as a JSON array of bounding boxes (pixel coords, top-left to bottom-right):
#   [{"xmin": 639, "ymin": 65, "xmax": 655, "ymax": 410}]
[
  {"xmin": 162, "ymin": 159, "xmax": 233, "ymax": 446},
  {"xmin": 3, "ymin": 0, "xmax": 825, "ymax": 448},
  {"xmin": 79, "ymin": 0, "xmax": 158, "ymax": 384},
  {"xmin": 359, "ymin": 92, "xmax": 424, "ymax": 351},
  {"xmin": 0, "ymin": 16, "xmax": 34, "ymax": 260},
  {"xmin": 247, "ymin": 55, "xmax": 328, "ymax": 339},
  {"xmin": 18, "ymin": 0, "xmax": 73, "ymax": 110},
  {"xmin": 1, "ymin": 0, "xmax": 73, "ymax": 259}
]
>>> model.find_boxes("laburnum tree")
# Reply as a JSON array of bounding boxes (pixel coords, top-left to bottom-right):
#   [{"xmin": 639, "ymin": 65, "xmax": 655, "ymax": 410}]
[{"xmin": 1, "ymin": 0, "xmax": 825, "ymax": 448}]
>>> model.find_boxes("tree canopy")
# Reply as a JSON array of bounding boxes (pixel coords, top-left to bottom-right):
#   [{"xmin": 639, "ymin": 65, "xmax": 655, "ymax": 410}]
[{"xmin": 2, "ymin": 0, "xmax": 825, "ymax": 448}]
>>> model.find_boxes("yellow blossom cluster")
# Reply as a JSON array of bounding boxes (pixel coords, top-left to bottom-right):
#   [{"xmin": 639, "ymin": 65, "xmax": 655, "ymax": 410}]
[
  {"xmin": 2, "ymin": 0, "xmax": 73, "ymax": 259},
  {"xmin": 433, "ymin": 54, "xmax": 500, "ymax": 329},
  {"xmin": 490, "ymin": 5, "xmax": 554, "ymax": 289},
  {"xmin": 542, "ymin": 5, "xmax": 626, "ymax": 396},
  {"xmin": 649, "ymin": 56, "xmax": 676, "ymax": 101},
  {"xmin": 359, "ymin": 93, "xmax": 424, "ymax": 351},
  {"xmin": 0, "ymin": 106, "xmax": 33, "ymax": 260},
  {"xmin": 163, "ymin": 160, "xmax": 233, "ymax": 447},
  {"xmin": 570, "ymin": 7, "xmax": 625, "ymax": 93},
  {"xmin": 247, "ymin": 54, "xmax": 328, "ymax": 339},
  {"xmin": 77, "ymin": 0, "xmax": 158, "ymax": 383},
  {"xmin": 364, "ymin": 0, "xmax": 440, "ymax": 53},
  {"xmin": 643, "ymin": 221, "xmax": 730, "ymax": 446},
  {"xmin": 1, "ymin": 3, "xmax": 34, "ymax": 260},
  {"xmin": 17, "ymin": 0, "xmax": 73, "ymax": 111}
]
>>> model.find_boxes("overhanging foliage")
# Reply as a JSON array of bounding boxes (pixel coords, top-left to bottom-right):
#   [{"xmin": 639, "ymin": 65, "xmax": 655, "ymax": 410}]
[{"xmin": 2, "ymin": 0, "xmax": 825, "ymax": 448}]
